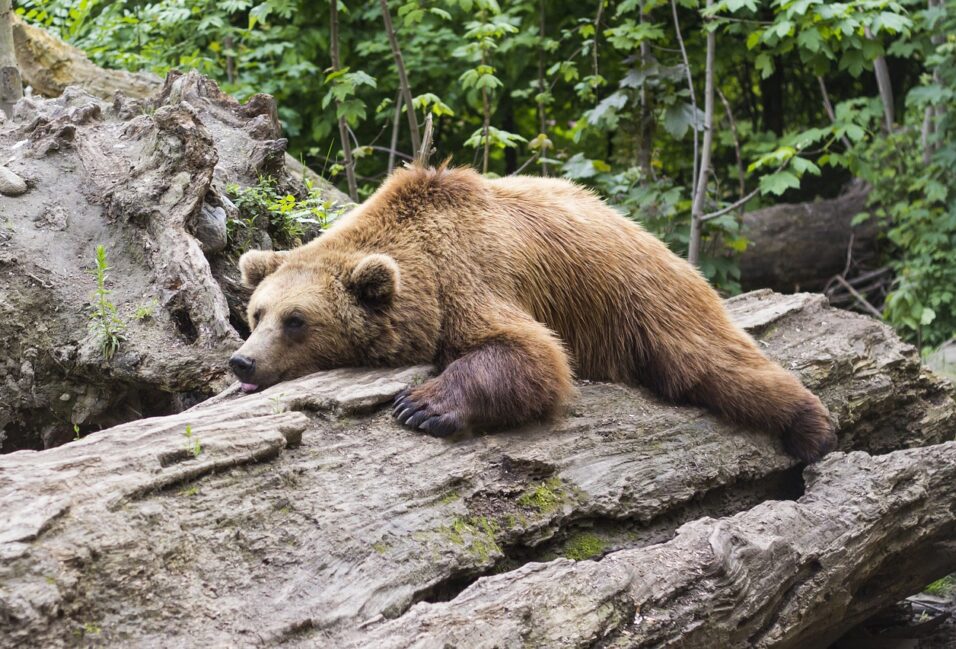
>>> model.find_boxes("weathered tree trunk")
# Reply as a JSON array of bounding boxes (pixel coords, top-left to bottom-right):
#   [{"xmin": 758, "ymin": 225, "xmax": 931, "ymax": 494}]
[
  {"xmin": 360, "ymin": 441, "xmax": 956, "ymax": 649},
  {"xmin": 739, "ymin": 183, "xmax": 878, "ymax": 293},
  {"xmin": 0, "ymin": 291, "xmax": 953, "ymax": 647},
  {"xmin": 0, "ymin": 71, "xmax": 345, "ymax": 451},
  {"xmin": 9, "ymin": 14, "xmax": 347, "ymax": 203},
  {"xmin": 9, "ymin": 12, "xmax": 158, "ymax": 102}
]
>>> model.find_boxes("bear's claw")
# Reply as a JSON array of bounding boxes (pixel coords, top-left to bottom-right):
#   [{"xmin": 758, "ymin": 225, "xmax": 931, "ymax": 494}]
[{"xmin": 391, "ymin": 388, "xmax": 461, "ymax": 437}]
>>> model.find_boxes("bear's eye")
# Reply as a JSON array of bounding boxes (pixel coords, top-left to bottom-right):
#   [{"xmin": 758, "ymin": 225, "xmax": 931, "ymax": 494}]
[{"xmin": 284, "ymin": 315, "xmax": 306, "ymax": 330}]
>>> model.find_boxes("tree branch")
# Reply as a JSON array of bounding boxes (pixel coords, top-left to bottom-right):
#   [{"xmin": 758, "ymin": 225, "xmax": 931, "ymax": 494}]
[
  {"xmin": 415, "ymin": 113, "xmax": 434, "ymax": 167},
  {"xmin": 388, "ymin": 90, "xmax": 402, "ymax": 174},
  {"xmin": 379, "ymin": 0, "xmax": 421, "ymax": 156},
  {"xmin": 330, "ymin": 0, "xmax": 358, "ymax": 202},
  {"xmin": 817, "ymin": 76, "xmax": 853, "ymax": 150},
  {"xmin": 670, "ymin": 0, "xmax": 698, "ymax": 208},
  {"xmin": 716, "ymin": 86, "xmax": 745, "ymax": 204}
]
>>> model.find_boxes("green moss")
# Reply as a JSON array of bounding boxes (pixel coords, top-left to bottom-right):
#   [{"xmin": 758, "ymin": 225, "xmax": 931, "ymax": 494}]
[
  {"xmin": 438, "ymin": 490, "xmax": 460, "ymax": 506},
  {"xmin": 75, "ymin": 622, "xmax": 101, "ymax": 637},
  {"xmin": 440, "ymin": 516, "xmax": 501, "ymax": 562},
  {"xmin": 372, "ymin": 540, "xmax": 390, "ymax": 555},
  {"xmin": 562, "ymin": 532, "xmax": 606, "ymax": 561},
  {"xmin": 517, "ymin": 477, "xmax": 566, "ymax": 513},
  {"xmin": 925, "ymin": 575, "xmax": 956, "ymax": 596},
  {"xmin": 179, "ymin": 485, "xmax": 199, "ymax": 497}
]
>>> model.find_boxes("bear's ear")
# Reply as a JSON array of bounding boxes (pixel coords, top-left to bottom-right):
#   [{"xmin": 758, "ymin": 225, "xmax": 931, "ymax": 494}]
[
  {"xmin": 239, "ymin": 250, "xmax": 288, "ymax": 288},
  {"xmin": 346, "ymin": 254, "xmax": 400, "ymax": 305}
]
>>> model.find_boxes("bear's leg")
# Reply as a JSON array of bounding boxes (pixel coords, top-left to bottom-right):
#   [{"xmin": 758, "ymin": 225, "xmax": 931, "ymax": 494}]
[
  {"xmin": 393, "ymin": 315, "xmax": 573, "ymax": 436},
  {"xmin": 678, "ymin": 350, "xmax": 837, "ymax": 463}
]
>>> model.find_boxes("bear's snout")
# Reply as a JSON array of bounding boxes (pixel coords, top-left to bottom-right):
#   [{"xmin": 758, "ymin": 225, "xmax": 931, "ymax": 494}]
[{"xmin": 229, "ymin": 354, "xmax": 256, "ymax": 381}]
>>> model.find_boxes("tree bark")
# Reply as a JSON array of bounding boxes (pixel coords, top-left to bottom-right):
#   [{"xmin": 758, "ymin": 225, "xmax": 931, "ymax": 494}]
[
  {"xmin": 688, "ymin": 0, "xmax": 714, "ymax": 265},
  {"xmin": 1, "ymin": 291, "xmax": 953, "ymax": 646},
  {"xmin": 738, "ymin": 184, "xmax": 878, "ymax": 293},
  {"xmin": 358, "ymin": 441, "xmax": 956, "ymax": 649},
  {"xmin": 865, "ymin": 26, "xmax": 895, "ymax": 133},
  {"xmin": 0, "ymin": 71, "xmax": 348, "ymax": 452},
  {"xmin": 9, "ymin": 13, "xmax": 348, "ymax": 204}
]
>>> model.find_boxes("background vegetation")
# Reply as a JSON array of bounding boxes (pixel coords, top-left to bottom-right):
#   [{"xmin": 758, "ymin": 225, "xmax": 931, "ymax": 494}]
[{"xmin": 15, "ymin": 0, "xmax": 956, "ymax": 351}]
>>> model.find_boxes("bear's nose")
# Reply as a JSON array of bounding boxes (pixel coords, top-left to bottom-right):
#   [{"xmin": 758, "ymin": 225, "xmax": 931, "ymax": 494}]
[{"xmin": 229, "ymin": 354, "xmax": 256, "ymax": 379}]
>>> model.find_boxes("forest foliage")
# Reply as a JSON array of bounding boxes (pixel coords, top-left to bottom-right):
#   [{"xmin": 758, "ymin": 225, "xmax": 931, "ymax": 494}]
[{"xmin": 14, "ymin": 0, "xmax": 956, "ymax": 351}]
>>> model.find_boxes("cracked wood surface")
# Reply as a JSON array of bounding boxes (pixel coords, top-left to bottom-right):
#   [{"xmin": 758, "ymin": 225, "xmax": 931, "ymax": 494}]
[{"xmin": 0, "ymin": 291, "xmax": 953, "ymax": 647}]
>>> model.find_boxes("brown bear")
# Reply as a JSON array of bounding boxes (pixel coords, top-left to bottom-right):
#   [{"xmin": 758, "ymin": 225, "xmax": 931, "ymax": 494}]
[{"xmin": 232, "ymin": 164, "xmax": 836, "ymax": 462}]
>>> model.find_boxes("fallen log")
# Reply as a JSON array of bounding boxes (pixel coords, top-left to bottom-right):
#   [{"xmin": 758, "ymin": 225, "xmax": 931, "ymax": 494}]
[
  {"xmin": 0, "ymin": 291, "xmax": 953, "ymax": 647},
  {"xmin": 359, "ymin": 441, "xmax": 956, "ymax": 649},
  {"xmin": 739, "ymin": 183, "xmax": 879, "ymax": 293}
]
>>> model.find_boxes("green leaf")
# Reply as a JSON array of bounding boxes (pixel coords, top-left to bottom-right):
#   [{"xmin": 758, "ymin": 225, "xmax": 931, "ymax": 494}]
[
  {"xmin": 562, "ymin": 153, "xmax": 605, "ymax": 179},
  {"xmin": 754, "ymin": 53, "xmax": 774, "ymax": 79},
  {"xmin": 851, "ymin": 212, "xmax": 872, "ymax": 226},
  {"xmin": 759, "ymin": 171, "xmax": 801, "ymax": 196},
  {"xmin": 797, "ymin": 28, "xmax": 822, "ymax": 53},
  {"xmin": 789, "ymin": 156, "xmax": 821, "ymax": 177},
  {"xmin": 773, "ymin": 20, "xmax": 793, "ymax": 39},
  {"xmin": 663, "ymin": 102, "xmax": 704, "ymax": 140},
  {"xmin": 872, "ymin": 11, "xmax": 911, "ymax": 35}
]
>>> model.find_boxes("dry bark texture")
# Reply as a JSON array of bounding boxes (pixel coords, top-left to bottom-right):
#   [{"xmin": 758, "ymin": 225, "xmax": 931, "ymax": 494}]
[
  {"xmin": 739, "ymin": 183, "xmax": 878, "ymax": 293},
  {"xmin": 9, "ymin": 13, "xmax": 159, "ymax": 104},
  {"xmin": 0, "ymin": 291, "xmax": 953, "ymax": 647},
  {"xmin": 0, "ymin": 71, "xmax": 345, "ymax": 451},
  {"xmin": 8, "ymin": 14, "xmax": 348, "ymax": 201}
]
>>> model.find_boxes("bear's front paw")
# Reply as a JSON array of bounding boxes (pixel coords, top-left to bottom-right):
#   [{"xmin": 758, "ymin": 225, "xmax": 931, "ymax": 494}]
[{"xmin": 392, "ymin": 386, "xmax": 462, "ymax": 437}]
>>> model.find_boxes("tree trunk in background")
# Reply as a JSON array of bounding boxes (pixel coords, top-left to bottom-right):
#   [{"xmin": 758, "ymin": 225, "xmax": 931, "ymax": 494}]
[
  {"xmin": 0, "ymin": 0, "xmax": 23, "ymax": 116},
  {"xmin": 537, "ymin": 0, "xmax": 549, "ymax": 176},
  {"xmin": 687, "ymin": 0, "xmax": 716, "ymax": 266},
  {"xmin": 670, "ymin": 0, "xmax": 698, "ymax": 197},
  {"xmin": 2, "ymin": 291, "xmax": 954, "ymax": 646},
  {"xmin": 865, "ymin": 26, "xmax": 896, "ymax": 132},
  {"xmin": 503, "ymin": 93, "xmax": 518, "ymax": 174},
  {"xmin": 637, "ymin": 0, "xmax": 654, "ymax": 179},
  {"xmin": 330, "ymin": 0, "xmax": 358, "ymax": 201},
  {"xmin": 687, "ymin": 0, "xmax": 714, "ymax": 265},
  {"xmin": 760, "ymin": 60, "xmax": 784, "ymax": 135},
  {"xmin": 739, "ymin": 184, "xmax": 877, "ymax": 293}
]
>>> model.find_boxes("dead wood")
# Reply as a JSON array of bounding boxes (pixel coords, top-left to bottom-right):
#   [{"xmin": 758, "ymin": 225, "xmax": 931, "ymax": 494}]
[
  {"xmin": 739, "ymin": 183, "xmax": 879, "ymax": 293},
  {"xmin": 8, "ymin": 14, "xmax": 347, "ymax": 204},
  {"xmin": 0, "ymin": 291, "xmax": 953, "ymax": 647},
  {"xmin": 0, "ymin": 71, "xmax": 345, "ymax": 450}
]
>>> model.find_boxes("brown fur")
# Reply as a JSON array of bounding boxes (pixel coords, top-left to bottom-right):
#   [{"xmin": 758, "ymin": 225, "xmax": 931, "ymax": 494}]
[{"xmin": 234, "ymin": 164, "xmax": 836, "ymax": 462}]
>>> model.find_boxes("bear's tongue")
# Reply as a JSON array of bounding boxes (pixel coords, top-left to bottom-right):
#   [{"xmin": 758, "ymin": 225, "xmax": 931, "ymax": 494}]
[{"xmin": 240, "ymin": 382, "xmax": 259, "ymax": 393}]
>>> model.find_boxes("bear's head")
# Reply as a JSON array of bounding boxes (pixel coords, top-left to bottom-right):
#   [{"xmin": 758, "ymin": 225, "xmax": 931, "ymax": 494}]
[{"xmin": 229, "ymin": 249, "xmax": 403, "ymax": 392}]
